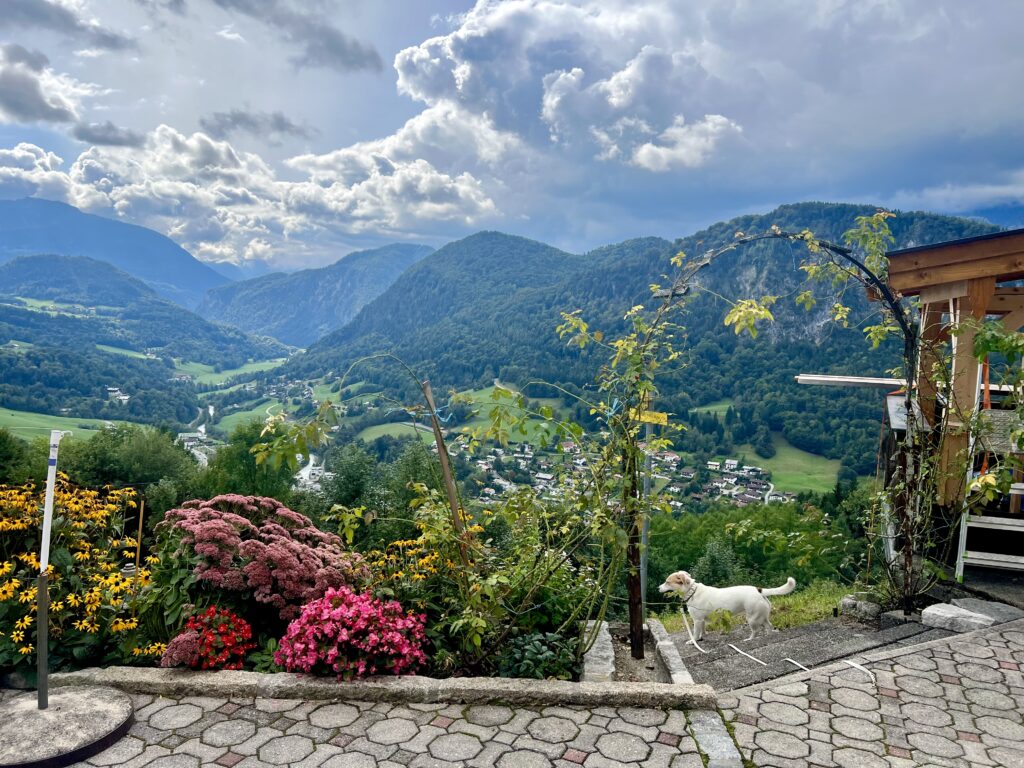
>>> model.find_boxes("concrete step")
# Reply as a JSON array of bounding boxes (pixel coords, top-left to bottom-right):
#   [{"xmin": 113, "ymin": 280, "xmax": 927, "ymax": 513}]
[{"xmin": 669, "ymin": 617, "xmax": 952, "ymax": 692}]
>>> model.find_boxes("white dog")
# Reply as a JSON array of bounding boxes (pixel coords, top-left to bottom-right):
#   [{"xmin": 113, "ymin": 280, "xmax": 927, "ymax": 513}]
[{"xmin": 659, "ymin": 570, "xmax": 796, "ymax": 642}]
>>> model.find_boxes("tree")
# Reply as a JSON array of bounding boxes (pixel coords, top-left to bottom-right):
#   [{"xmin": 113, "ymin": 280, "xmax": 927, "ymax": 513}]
[
  {"xmin": 0, "ymin": 428, "xmax": 29, "ymax": 484},
  {"xmin": 200, "ymin": 421, "xmax": 295, "ymax": 500}
]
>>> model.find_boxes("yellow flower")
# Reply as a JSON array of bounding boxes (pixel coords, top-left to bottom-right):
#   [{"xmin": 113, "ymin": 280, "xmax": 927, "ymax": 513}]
[
  {"xmin": 11, "ymin": 630, "xmax": 24, "ymax": 643},
  {"xmin": 14, "ymin": 615, "xmax": 32, "ymax": 630},
  {"xmin": 73, "ymin": 551, "xmax": 91, "ymax": 562},
  {"xmin": 18, "ymin": 645, "xmax": 33, "ymax": 655},
  {"xmin": 18, "ymin": 586, "xmax": 37, "ymax": 604},
  {"xmin": 66, "ymin": 593, "xmax": 80, "ymax": 608},
  {"xmin": 145, "ymin": 555, "xmax": 160, "ymax": 565},
  {"xmin": 0, "ymin": 561, "xmax": 12, "ymax": 577},
  {"xmin": 110, "ymin": 617, "xmax": 138, "ymax": 633}
]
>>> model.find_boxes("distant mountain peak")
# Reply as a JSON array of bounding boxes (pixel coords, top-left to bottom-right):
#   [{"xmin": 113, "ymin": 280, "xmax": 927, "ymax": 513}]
[{"xmin": 0, "ymin": 197, "xmax": 228, "ymax": 308}]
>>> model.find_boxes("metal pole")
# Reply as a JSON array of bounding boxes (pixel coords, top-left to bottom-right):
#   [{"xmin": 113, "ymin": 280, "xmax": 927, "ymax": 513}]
[
  {"xmin": 38, "ymin": 429, "xmax": 66, "ymax": 710},
  {"xmin": 640, "ymin": 422, "xmax": 653, "ymax": 617}
]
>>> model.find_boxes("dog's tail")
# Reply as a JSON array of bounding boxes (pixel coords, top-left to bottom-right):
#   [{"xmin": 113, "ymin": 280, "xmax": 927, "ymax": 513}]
[{"xmin": 759, "ymin": 577, "xmax": 796, "ymax": 596}]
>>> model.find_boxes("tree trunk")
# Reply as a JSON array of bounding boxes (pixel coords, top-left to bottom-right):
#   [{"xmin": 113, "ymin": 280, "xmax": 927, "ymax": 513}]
[{"xmin": 624, "ymin": 447, "xmax": 644, "ymax": 659}]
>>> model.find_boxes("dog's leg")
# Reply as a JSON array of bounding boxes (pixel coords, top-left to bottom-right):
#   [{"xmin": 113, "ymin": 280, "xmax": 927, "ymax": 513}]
[{"xmin": 694, "ymin": 617, "xmax": 706, "ymax": 642}]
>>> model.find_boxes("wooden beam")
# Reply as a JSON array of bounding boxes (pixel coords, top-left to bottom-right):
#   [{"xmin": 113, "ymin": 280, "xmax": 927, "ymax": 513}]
[
  {"xmin": 888, "ymin": 231, "xmax": 1024, "ymax": 293},
  {"xmin": 988, "ymin": 290, "xmax": 1024, "ymax": 316},
  {"xmin": 889, "ymin": 253, "xmax": 1024, "ymax": 292}
]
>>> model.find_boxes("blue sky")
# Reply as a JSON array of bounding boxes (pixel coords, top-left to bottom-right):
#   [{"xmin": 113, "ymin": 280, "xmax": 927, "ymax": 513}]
[{"xmin": 1, "ymin": 1, "xmax": 1023, "ymax": 268}]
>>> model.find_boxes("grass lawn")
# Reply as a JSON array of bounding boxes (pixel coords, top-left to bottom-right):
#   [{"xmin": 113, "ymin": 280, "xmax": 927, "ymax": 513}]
[
  {"xmin": 175, "ymin": 358, "xmax": 286, "ymax": 385},
  {"xmin": 0, "ymin": 406, "xmax": 118, "ymax": 439},
  {"xmin": 691, "ymin": 398, "xmax": 733, "ymax": 416},
  {"xmin": 729, "ymin": 432, "xmax": 840, "ymax": 495},
  {"xmin": 355, "ymin": 422, "xmax": 435, "ymax": 444},
  {"xmin": 96, "ymin": 343, "xmax": 148, "ymax": 359},
  {"xmin": 657, "ymin": 579, "xmax": 848, "ymax": 633},
  {"xmin": 213, "ymin": 399, "xmax": 283, "ymax": 436}
]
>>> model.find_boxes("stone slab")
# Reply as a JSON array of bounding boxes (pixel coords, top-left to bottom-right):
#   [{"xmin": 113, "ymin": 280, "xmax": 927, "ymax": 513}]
[
  {"xmin": 921, "ymin": 603, "xmax": 997, "ymax": 632},
  {"xmin": 52, "ymin": 666, "xmax": 718, "ymax": 710},
  {"xmin": 648, "ymin": 618, "xmax": 694, "ymax": 685},
  {"xmin": 951, "ymin": 597, "xmax": 1024, "ymax": 624},
  {"xmin": 580, "ymin": 621, "xmax": 614, "ymax": 683},
  {"xmin": 0, "ymin": 686, "xmax": 133, "ymax": 767},
  {"xmin": 688, "ymin": 709, "xmax": 743, "ymax": 768}
]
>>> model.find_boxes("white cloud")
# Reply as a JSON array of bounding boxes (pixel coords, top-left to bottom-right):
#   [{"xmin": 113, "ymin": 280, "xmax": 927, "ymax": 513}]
[
  {"xmin": 215, "ymin": 25, "xmax": 246, "ymax": 43},
  {"xmin": 632, "ymin": 115, "xmax": 742, "ymax": 172}
]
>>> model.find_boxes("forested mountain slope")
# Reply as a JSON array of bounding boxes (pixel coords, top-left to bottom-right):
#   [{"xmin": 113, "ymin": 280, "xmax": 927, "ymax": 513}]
[
  {"xmin": 289, "ymin": 203, "xmax": 999, "ymax": 474},
  {"xmin": 198, "ymin": 244, "xmax": 433, "ymax": 346}
]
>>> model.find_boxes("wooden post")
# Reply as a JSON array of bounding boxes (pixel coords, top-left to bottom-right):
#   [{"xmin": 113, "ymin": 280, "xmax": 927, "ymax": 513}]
[
  {"xmin": 134, "ymin": 500, "xmax": 145, "ymax": 573},
  {"xmin": 421, "ymin": 380, "xmax": 469, "ymax": 566}
]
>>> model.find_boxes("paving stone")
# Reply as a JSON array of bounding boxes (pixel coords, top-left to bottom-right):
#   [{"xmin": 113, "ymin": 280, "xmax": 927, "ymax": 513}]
[
  {"xmin": 668, "ymin": 754, "xmax": 703, "ymax": 768},
  {"xmin": 829, "ymin": 688, "xmax": 880, "ymax": 711},
  {"xmin": 616, "ymin": 707, "xmax": 667, "ymax": 727},
  {"xmin": 428, "ymin": 733, "xmax": 483, "ymax": 761},
  {"xmin": 258, "ymin": 734, "xmax": 315, "ymax": 764},
  {"xmin": 758, "ymin": 701, "xmax": 809, "ymax": 726},
  {"xmin": 310, "ymin": 704, "xmax": 361, "ymax": 728},
  {"xmin": 321, "ymin": 754, "xmax": 377, "ymax": 768},
  {"xmin": 150, "ymin": 704, "xmax": 204, "ymax": 730},
  {"xmin": 958, "ymin": 661, "xmax": 1004, "ymax": 683},
  {"xmin": 203, "ymin": 720, "xmax": 257, "ymax": 748},
  {"xmin": 497, "ymin": 748, "xmax": 553, "ymax": 767},
  {"xmin": 233, "ymin": 727, "xmax": 283, "ymax": 756},
  {"xmin": 367, "ymin": 718, "xmax": 420, "ymax": 746},
  {"xmin": 831, "ymin": 716, "xmax": 883, "ymax": 741},
  {"xmin": 465, "ymin": 705, "xmax": 515, "ymax": 726},
  {"xmin": 596, "ymin": 731, "xmax": 650, "ymax": 762},
  {"xmin": 529, "ymin": 716, "xmax": 581, "ymax": 743},
  {"xmin": 831, "ymin": 747, "xmax": 887, "ymax": 768},
  {"xmin": 977, "ymin": 715, "xmax": 1024, "ymax": 741},
  {"xmin": 906, "ymin": 731, "xmax": 963, "ymax": 759},
  {"xmin": 990, "ymin": 746, "xmax": 1024, "ymax": 768},
  {"xmin": 254, "ymin": 698, "xmax": 301, "ymax": 713},
  {"xmin": 145, "ymin": 757, "xmax": 201, "ymax": 768},
  {"xmin": 753, "ymin": 730, "xmax": 809, "ymax": 760}
]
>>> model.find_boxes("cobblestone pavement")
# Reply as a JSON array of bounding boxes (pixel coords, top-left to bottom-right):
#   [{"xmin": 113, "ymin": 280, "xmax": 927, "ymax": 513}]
[
  {"xmin": 69, "ymin": 697, "xmax": 706, "ymax": 768},
  {"xmin": 719, "ymin": 618, "xmax": 1024, "ymax": 767}
]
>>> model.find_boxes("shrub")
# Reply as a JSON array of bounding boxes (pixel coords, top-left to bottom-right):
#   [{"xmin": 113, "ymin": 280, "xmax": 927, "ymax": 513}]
[
  {"xmin": 275, "ymin": 586, "xmax": 426, "ymax": 679},
  {"xmin": 149, "ymin": 495, "xmax": 368, "ymax": 630},
  {"xmin": 497, "ymin": 632, "xmax": 579, "ymax": 680},
  {"xmin": 0, "ymin": 477, "xmax": 150, "ymax": 671},
  {"xmin": 160, "ymin": 606, "xmax": 255, "ymax": 670}
]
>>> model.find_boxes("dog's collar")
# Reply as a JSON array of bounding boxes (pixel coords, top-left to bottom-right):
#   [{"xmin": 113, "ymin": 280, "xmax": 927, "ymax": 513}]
[{"xmin": 680, "ymin": 582, "xmax": 698, "ymax": 602}]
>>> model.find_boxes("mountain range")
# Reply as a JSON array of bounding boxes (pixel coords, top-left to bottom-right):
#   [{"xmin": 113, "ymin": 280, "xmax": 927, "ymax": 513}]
[
  {"xmin": 0, "ymin": 198, "xmax": 227, "ymax": 309},
  {"xmin": 197, "ymin": 244, "xmax": 433, "ymax": 347}
]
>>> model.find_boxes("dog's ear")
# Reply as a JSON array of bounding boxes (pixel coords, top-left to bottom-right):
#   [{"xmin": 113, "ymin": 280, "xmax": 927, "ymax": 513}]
[{"xmin": 680, "ymin": 571, "xmax": 692, "ymax": 584}]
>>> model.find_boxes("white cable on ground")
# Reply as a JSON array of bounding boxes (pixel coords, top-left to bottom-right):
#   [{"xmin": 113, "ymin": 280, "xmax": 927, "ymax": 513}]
[
  {"xmin": 729, "ymin": 643, "xmax": 768, "ymax": 666},
  {"xmin": 784, "ymin": 657, "xmax": 810, "ymax": 672},
  {"xmin": 841, "ymin": 659, "xmax": 876, "ymax": 683}
]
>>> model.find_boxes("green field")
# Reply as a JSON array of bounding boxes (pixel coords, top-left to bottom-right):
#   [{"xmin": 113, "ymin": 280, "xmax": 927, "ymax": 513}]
[
  {"xmin": 96, "ymin": 343, "xmax": 148, "ymax": 359},
  {"xmin": 728, "ymin": 433, "xmax": 840, "ymax": 495},
  {"xmin": 0, "ymin": 407, "xmax": 118, "ymax": 439},
  {"xmin": 175, "ymin": 358, "xmax": 287, "ymax": 385},
  {"xmin": 355, "ymin": 422, "xmax": 435, "ymax": 444},
  {"xmin": 454, "ymin": 383, "xmax": 568, "ymax": 447},
  {"xmin": 692, "ymin": 399, "xmax": 733, "ymax": 415},
  {"xmin": 213, "ymin": 399, "xmax": 284, "ymax": 436}
]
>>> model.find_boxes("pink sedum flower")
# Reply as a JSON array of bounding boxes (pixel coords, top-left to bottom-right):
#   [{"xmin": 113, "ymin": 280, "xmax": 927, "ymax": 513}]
[{"xmin": 159, "ymin": 495, "xmax": 369, "ymax": 622}]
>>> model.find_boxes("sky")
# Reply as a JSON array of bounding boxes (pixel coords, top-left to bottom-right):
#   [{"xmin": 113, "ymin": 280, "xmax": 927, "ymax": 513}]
[{"xmin": 1, "ymin": 0, "xmax": 1024, "ymax": 269}]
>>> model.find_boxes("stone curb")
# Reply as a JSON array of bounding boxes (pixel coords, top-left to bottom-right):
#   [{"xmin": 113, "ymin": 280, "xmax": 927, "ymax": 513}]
[
  {"xmin": 648, "ymin": 617, "xmax": 695, "ymax": 685},
  {"xmin": 50, "ymin": 666, "xmax": 718, "ymax": 710},
  {"xmin": 723, "ymin": 615, "xmax": 1024, "ymax": 699},
  {"xmin": 580, "ymin": 620, "xmax": 614, "ymax": 683}
]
